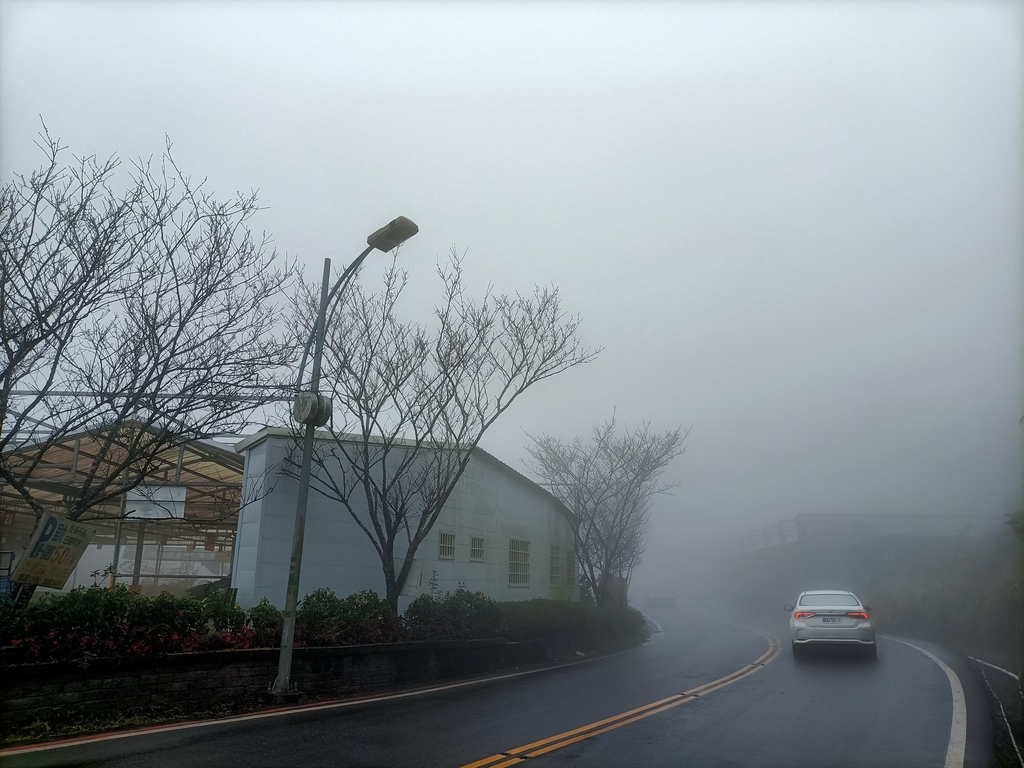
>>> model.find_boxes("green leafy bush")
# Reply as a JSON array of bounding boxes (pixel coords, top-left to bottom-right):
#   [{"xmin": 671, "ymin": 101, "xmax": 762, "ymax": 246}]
[
  {"xmin": 498, "ymin": 599, "xmax": 649, "ymax": 652},
  {"xmin": 200, "ymin": 589, "xmax": 246, "ymax": 633},
  {"xmin": 247, "ymin": 597, "xmax": 283, "ymax": 646},
  {"xmin": 293, "ymin": 587, "xmax": 344, "ymax": 640},
  {"xmin": 403, "ymin": 586, "xmax": 648, "ymax": 653},
  {"xmin": 405, "ymin": 587, "xmax": 503, "ymax": 640},
  {"xmin": 295, "ymin": 589, "xmax": 406, "ymax": 646}
]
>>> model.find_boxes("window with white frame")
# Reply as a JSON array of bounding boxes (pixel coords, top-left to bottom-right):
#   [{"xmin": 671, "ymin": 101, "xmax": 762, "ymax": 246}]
[
  {"xmin": 549, "ymin": 545, "xmax": 561, "ymax": 586},
  {"xmin": 438, "ymin": 531, "xmax": 455, "ymax": 560},
  {"xmin": 566, "ymin": 549, "xmax": 575, "ymax": 586},
  {"xmin": 508, "ymin": 538, "xmax": 530, "ymax": 586},
  {"xmin": 470, "ymin": 536, "xmax": 485, "ymax": 562}
]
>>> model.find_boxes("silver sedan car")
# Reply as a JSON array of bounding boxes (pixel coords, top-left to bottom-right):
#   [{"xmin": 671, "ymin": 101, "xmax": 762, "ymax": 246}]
[{"xmin": 785, "ymin": 590, "xmax": 876, "ymax": 658}]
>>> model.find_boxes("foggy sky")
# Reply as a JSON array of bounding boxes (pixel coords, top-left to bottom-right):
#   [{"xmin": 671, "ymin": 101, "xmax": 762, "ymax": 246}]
[{"xmin": 1, "ymin": 1, "xmax": 1021, "ymax": 567}]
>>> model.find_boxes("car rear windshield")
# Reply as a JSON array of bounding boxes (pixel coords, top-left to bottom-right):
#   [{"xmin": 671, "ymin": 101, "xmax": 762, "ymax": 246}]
[{"xmin": 798, "ymin": 594, "xmax": 860, "ymax": 606}]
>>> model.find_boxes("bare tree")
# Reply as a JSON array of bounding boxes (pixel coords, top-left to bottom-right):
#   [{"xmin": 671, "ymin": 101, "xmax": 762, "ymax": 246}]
[
  {"xmin": 524, "ymin": 417, "xmax": 687, "ymax": 607},
  {"xmin": 297, "ymin": 253, "xmax": 599, "ymax": 612},
  {"xmin": 0, "ymin": 130, "xmax": 296, "ymax": 529}
]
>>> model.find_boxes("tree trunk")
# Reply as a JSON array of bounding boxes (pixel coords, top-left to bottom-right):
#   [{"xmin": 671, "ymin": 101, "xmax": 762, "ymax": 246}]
[
  {"xmin": 383, "ymin": 553, "xmax": 413, "ymax": 615},
  {"xmin": 385, "ymin": 583, "xmax": 400, "ymax": 615}
]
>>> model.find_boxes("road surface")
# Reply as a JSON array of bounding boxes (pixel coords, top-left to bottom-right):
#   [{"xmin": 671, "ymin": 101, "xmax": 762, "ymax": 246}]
[{"xmin": 0, "ymin": 605, "xmax": 991, "ymax": 767}]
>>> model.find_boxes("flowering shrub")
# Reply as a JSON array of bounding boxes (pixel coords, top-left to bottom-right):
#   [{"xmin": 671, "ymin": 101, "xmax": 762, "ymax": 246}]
[
  {"xmin": 0, "ymin": 586, "xmax": 413, "ymax": 663},
  {"xmin": 0, "ymin": 585, "xmax": 211, "ymax": 663},
  {"xmin": 0, "ymin": 585, "xmax": 270, "ymax": 663}
]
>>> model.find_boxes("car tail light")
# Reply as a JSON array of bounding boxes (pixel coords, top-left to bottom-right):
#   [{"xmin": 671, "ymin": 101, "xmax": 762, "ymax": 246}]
[
  {"xmin": 793, "ymin": 611, "xmax": 815, "ymax": 619},
  {"xmin": 846, "ymin": 611, "xmax": 869, "ymax": 620}
]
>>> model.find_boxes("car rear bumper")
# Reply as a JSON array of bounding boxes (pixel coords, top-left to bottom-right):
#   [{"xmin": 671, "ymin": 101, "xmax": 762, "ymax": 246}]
[
  {"xmin": 793, "ymin": 636, "xmax": 876, "ymax": 646},
  {"xmin": 792, "ymin": 625, "xmax": 875, "ymax": 644}
]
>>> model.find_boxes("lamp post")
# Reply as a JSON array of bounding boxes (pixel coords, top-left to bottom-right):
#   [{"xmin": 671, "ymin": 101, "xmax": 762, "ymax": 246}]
[{"xmin": 268, "ymin": 216, "xmax": 418, "ymax": 703}]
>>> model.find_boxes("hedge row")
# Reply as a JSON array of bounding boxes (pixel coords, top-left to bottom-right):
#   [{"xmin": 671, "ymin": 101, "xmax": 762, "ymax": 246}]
[
  {"xmin": 0, "ymin": 584, "xmax": 648, "ymax": 664},
  {"xmin": 863, "ymin": 526, "xmax": 1021, "ymax": 668}
]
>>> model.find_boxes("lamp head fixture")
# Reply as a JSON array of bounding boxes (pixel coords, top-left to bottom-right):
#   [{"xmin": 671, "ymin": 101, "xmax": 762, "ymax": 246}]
[{"xmin": 367, "ymin": 216, "xmax": 419, "ymax": 252}]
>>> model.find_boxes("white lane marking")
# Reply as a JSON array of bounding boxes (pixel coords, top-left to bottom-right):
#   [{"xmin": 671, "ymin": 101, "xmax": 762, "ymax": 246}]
[
  {"xmin": 885, "ymin": 637, "xmax": 967, "ymax": 768},
  {"xmin": 968, "ymin": 655, "xmax": 1020, "ymax": 681}
]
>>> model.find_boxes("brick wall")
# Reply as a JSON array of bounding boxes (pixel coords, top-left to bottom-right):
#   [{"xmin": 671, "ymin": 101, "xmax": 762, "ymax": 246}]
[{"xmin": 1, "ymin": 638, "xmax": 546, "ymax": 733}]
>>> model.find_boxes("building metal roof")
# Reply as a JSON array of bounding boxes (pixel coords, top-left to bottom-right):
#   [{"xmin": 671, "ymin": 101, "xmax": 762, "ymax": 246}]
[
  {"xmin": 0, "ymin": 428, "xmax": 244, "ymax": 551},
  {"xmin": 234, "ymin": 427, "xmax": 577, "ymax": 523}
]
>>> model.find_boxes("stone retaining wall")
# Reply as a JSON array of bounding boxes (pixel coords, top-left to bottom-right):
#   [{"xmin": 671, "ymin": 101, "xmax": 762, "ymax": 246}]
[{"xmin": 1, "ymin": 638, "xmax": 547, "ymax": 733}]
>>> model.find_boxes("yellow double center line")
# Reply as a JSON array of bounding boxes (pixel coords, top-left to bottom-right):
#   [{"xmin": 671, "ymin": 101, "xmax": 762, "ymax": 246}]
[{"xmin": 462, "ymin": 635, "xmax": 780, "ymax": 768}]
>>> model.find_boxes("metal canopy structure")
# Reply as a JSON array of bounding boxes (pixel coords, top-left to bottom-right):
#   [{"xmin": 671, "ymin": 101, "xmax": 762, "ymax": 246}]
[{"xmin": 0, "ymin": 429, "xmax": 245, "ymax": 590}]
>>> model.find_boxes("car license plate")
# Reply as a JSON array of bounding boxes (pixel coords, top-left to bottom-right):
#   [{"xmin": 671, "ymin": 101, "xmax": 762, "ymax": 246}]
[{"xmin": 821, "ymin": 617, "xmax": 841, "ymax": 623}]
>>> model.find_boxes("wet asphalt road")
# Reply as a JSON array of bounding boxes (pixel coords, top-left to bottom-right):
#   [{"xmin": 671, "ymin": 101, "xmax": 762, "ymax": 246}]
[{"xmin": 0, "ymin": 605, "xmax": 992, "ymax": 768}]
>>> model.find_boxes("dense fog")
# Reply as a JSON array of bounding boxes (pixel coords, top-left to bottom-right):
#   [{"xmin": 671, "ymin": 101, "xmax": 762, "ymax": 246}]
[{"xmin": 2, "ymin": 1, "xmax": 1020, "ymax": 587}]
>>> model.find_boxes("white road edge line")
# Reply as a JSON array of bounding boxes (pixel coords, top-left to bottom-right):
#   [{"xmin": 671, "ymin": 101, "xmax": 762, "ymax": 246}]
[
  {"xmin": 968, "ymin": 656, "xmax": 1020, "ymax": 682},
  {"xmin": 885, "ymin": 637, "xmax": 967, "ymax": 768},
  {"xmin": 638, "ymin": 611, "xmax": 663, "ymax": 633},
  {"xmin": 977, "ymin": 666, "xmax": 1024, "ymax": 768}
]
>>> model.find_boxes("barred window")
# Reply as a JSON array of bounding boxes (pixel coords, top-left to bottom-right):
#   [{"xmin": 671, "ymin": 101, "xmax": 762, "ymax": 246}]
[
  {"xmin": 438, "ymin": 531, "xmax": 455, "ymax": 560},
  {"xmin": 470, "ymin": 537, "xmax": 485, "ymax": 562},
  {"xmin": 508, "ymin": 538, "xmax": 530, "ymax": 586},
  {"xmin": 566, "ymin": 549, "xmax": 575, "ymax": 585},
  {"xmin": 549, "ymin": 545, "xmax": 561, "ymax": 586}
]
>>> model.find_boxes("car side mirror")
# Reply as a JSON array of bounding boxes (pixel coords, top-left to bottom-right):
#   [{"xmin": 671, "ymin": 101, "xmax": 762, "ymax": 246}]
[
  {"xmin": 783, "ymin": 605, "xmax": 793, "ymax": 612},
  {"xmin": 863, "ymin": 605, "xmax": 872, "ymax": 612}
]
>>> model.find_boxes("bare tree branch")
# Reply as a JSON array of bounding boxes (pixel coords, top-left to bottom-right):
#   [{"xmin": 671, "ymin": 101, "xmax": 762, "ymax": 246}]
[
  {"xmin": 0, "ymin": 129, "xmax": 298, "ymax": 533},
  {"xmin": 524, "ymin": 416, "xmax": 687, "ymax": 607},
  {"xmin": 291, "ymin": 249, "xmax": 600, "ymax": 611}
]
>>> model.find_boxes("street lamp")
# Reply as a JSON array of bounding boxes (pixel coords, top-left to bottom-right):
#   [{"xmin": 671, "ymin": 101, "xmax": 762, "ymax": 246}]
[{"xmin": 268, "ymin": 216, "xmax": 418, "ymax": 703}]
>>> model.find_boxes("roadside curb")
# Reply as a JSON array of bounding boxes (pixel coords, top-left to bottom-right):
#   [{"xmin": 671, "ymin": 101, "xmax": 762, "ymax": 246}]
[{"xmin": 0, "ymin": 644, "xmax": 641, "ymax": 757}]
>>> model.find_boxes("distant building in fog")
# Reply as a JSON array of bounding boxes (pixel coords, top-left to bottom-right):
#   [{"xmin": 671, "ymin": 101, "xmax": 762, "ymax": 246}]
[{"xmin": 721, "ymin": 511, "xmax": 1004, "ymax": 556}]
